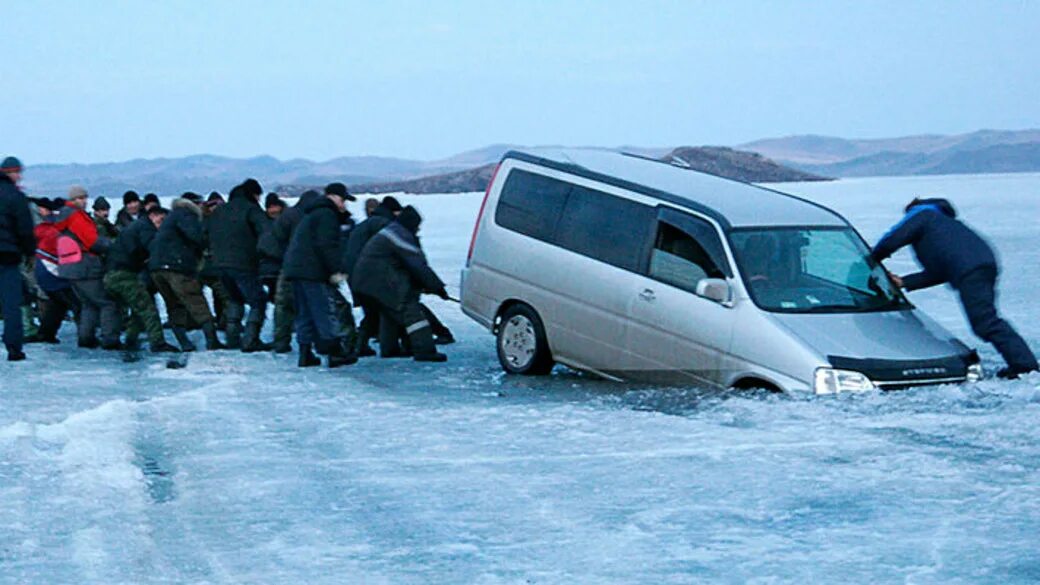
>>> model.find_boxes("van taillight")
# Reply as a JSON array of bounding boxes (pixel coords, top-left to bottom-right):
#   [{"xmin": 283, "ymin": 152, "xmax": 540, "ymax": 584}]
[{"xmin": 467, "ymin": 162, "xmax": 500, "ymax": 267}]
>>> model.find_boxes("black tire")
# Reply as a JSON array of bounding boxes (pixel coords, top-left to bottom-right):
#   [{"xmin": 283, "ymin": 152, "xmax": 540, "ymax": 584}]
[{"xmin": 496, "ymin": 304, "xmax": 554, "ymax": 376}]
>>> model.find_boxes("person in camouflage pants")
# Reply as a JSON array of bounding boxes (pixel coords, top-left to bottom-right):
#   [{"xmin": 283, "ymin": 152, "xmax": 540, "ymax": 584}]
[{"xmin": 103, "ymin": 206, "xmax": 179, "ymax": 353}]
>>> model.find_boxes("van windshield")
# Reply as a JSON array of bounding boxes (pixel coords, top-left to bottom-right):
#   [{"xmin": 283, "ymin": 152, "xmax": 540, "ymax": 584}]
[{"xmin": 730, "ymin": 227, "xmax": 909, "ymax": 313}]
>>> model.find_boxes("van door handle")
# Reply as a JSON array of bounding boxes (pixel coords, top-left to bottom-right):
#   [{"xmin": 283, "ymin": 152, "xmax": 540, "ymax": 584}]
[{"xmin": 639, "ymin": 288, "xmax": 656, "ymax": 302}]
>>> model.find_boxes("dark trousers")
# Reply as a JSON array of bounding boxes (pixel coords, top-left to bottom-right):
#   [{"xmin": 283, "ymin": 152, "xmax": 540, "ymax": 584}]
[
  {"xmin": 356, "ymin": 293, "xmax": 381, "ymax": 344},
  {"xmin": 291, "ymin": 280, "xmax": 341, "ymax": 353},
  {"xmin": 153, "ymin": 271, "xmax": 213, "ymax": 329},
  {"xmin": 958, "ymin": 266, "xmax": 1038, "ymax": 371},
  {"xmin": 421, "ymin": 303, "xmax": 452, "ymax": 338},
  {"xmin": 221, "ymin": 270, "xmax": 268, "ymax": 345},
  {"xmin": 37, "ymin": 288, "xmax": 79, "ymax": 341},
  {"xmin": 377, "ymin": 297, "xmax": 437, "ymax": 359},
  {"xmin": 70, "ymin": 278, "xmax": 122, "ymax": 345},
  {"xmin": 0, "ymin": 264, "xmax": 24, "ymax": 352}
]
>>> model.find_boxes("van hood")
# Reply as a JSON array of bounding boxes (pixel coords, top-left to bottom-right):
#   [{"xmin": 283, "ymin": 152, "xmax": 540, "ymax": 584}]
[{"xmin": 771, "ymin": 309, "xmax": 969, "ymax": 362}]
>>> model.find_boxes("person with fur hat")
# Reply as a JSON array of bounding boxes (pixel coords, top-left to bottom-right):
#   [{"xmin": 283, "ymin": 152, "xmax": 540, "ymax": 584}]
[
  {"xmin": 58, "ymin": 185, "xmax": 122, "ymax": 349},
  {"xmin": 116, "ymin": 190, "xmax": 142, "ymax": 230},
  {"xmin": 0, "ymin": 156, "xmax": 36, "ymax": 360},
  {"xmin": 351, "ymin": 205, "xmax": 449, "ymax": 362},
  {"xmin": 149, "ymin": 193, "xmax": 224, "ymax": 351},
  {"xmin": 92, "ymin": 196, "xmax": 119, "ymax": 240},
  {"xmin": 873, "ymin": 197, "xmax": 1038, "ymax": 379},
  {"xmin": 206, "ymin": 179, "xmax": 272, "ymax": 351}
]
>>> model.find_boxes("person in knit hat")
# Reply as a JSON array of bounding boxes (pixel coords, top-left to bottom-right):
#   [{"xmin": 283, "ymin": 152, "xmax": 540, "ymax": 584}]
[
  {"xmin": 92, "ymin": 196, "xmax": 119, "ymax": 240},
  {"xmin": 142, "ymin": 193, "xmax": 160, "ymax": 211},
  {"xmin": 116, "ymin": 190, "xmax": 142, "ymax": 230},
  {"xmin": 264, "ymin": 193, "xmax": 286, "ymax": 220}
]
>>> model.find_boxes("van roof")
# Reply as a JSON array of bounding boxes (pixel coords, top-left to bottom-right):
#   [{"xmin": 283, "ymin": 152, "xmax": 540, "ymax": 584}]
[{"xmin": 502, "ymin": 148, "xmax": 847, "ymax": 229}]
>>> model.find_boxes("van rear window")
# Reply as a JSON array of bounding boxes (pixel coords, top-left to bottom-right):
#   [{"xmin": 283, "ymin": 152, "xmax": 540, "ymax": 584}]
[
  {"xmin": 494, "ymin": 170, "xmax": 570, "ymax": 243},
  {"xmin": 556, "ymin": 186, "xmax": 655, "ymax": 272}
]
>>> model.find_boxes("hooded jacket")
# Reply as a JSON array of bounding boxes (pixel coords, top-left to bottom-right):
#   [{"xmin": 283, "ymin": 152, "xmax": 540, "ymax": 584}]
[
  {"xmin": 149, "ymin": 198, "xmax": 206, "ymax": 275},
  {"xmin": 272, "ymin": 190, "xmax": 320, "ymax": 254},
  {"xmin": 872, "ymin": 198, "xmax": 997, "ymax": 291},
  {"xmin": 0, "ymin": 173, "xmax": 35, "ymax": 265},
  {"xmin": 207, "ymin": 188, "xmax": 268, "ymax": 272},
  {"xmin": 350, "ymin": 206, "xmax": 445, "ymax": 308},
  {"xmin": 342, "ymin": 203, "xmax": 394, "ymax": 276},
  {"xmin": 107, "ymin": 215, "xmax": 158, "ymax": 273},
  {"xmin": 282, "ymin": 197, "xmax": 344, "ymax": 282}
]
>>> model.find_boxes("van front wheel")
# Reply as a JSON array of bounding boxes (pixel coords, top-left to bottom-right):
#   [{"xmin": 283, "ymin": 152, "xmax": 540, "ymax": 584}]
[{"xmin": 497, "ymin": 305, "xmax": 554, "ymax": 375}]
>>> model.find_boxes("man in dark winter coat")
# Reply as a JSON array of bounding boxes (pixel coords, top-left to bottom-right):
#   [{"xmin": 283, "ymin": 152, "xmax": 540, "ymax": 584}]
[
  {"xmin": 104, "ymin": 206, "xmax": 179, "ymax": 353},
  {"xmin": 344, "ymin": 197, "xmax": 399, "ymax": 356},
  {"xmin": 282, "ymin": 189, "xmax": 357, "ymax": 368},
  {"xmin": 351, "ymin": 205, "xmax": 448, "ymax": 362},
  {"xmin": 0, "ymin": 157, "xmax": 36, "ymax": 361},
  {"xmin": 116, "ymin": 190, "xmax": 142, "ymax": 231},
  {"xmin": 207, "ymin": 179, "xmax": 271, "ymax": 351},
  {"xmin": 149, "ymin": 194, "xmax": 224, "ymax": 351},
  {"xmin": 873, "ymin": 197, "xmax": 1038, "ymax": 379},
  {"xmin": 199, "ymin": 192, "xmax": 229, "ymax": 331},
  {"xmin": 266, "ymin": 189, "xmax": 321, "ymax": 353}
]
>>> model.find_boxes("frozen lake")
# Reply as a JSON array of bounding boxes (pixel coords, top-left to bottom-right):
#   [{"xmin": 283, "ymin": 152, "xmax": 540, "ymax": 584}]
[{"xmin": 2, "ymin": 173, "xmax": 1039, "ymax": 584}]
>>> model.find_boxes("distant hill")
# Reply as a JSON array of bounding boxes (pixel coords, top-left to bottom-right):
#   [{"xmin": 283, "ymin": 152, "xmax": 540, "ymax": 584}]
[
  {"xmin": 740, "ymin": 129, "xmax": 1040, "ymax": 177},
  {"xmin": 662, "ymin": 146, "xmax": 828, "ymax": 183},
  {"xmin": 338, "ymin": 146, "xmax": 826, "ymax": 195}
]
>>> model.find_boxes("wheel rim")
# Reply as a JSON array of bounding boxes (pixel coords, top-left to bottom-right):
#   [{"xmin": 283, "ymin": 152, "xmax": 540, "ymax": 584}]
[{"xmin": 500, "ymin": 315, "xmax": 537, "ymax": 369}]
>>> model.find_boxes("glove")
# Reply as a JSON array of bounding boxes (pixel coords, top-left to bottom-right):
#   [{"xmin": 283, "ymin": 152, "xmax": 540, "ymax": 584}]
[{"xmin": 329, "ymin": 273, "xmax": 347, "ymax": 285}]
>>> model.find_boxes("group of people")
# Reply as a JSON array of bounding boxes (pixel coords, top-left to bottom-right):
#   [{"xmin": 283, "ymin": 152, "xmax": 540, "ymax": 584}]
[{"xmin": 0, "ymin": 155, "xmax": 454, "ymax": 368}]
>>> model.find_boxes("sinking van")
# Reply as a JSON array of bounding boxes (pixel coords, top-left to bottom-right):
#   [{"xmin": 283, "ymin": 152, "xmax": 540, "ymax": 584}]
[{"xmin": 460, "ymin": 148, "xmax": 981, "ymax": 393}]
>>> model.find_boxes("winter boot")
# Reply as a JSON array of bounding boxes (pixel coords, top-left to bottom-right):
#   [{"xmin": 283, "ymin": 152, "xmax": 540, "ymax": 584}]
[
  {"xmin": 224, "ymin": 302, "xmax": 244, "ymax": 350},
  {"xmin": 408, "ymin": 320, "xmax": 446, "ymax": 363},
  {"xmin": 997, "ymin": 366, "xmax": 1038, "ymax": 380},
  {"xmin": 272, "ymin": 340, "xmax": 293, "ymax": 354},
  {"xmin": 172, "ymin": 327, "xmax": 197, "ymax": 352},
  {"xmin": 202, "ymin": 322, "xmax": 226, "ymax": 351},
  {"xmin": 356, "ymin": 336, "xmax": 376, "ymax": 358},
  {"xmin": 6, "ymin": 344, "xmax": 26, "ymax": 362},
  {"xmin": 298, "ymin": 343, "xmax": 321, "ymax": 368},
  {"xmin": 241, "ymin": 310, "xmax": 272, "ymax": 353}
]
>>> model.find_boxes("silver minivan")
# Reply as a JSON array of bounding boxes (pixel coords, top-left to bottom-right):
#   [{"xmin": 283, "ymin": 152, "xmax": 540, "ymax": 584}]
[{"xmin": 460, "ymin": 148, "xmax": 982, "ymax": 394}]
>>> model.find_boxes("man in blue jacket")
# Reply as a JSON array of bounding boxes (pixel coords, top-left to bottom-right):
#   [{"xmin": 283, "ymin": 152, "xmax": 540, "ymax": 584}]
[
  {"xmin": 0, "ymin": 157, "xmax": 36, "ymax": 361},
  {"xmin": 872, "ymin": 198, "xmax": 1037, "ymax": 379}
]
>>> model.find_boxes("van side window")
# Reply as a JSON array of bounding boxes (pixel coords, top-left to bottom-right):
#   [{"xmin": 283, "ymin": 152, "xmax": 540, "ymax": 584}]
[
  {"xmin": 649, "ymin": 217, "xmax": 727, "ymax": 292},
  {"xmin": 555, "ymin": 185, "xmax": 655, "ymax": 272},
  {"xmin": 494, "ymin": 169, "xmax": 571, "ymax": 243}
]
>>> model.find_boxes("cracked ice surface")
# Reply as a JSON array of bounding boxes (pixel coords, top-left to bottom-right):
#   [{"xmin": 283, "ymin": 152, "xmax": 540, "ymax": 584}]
[{"xmin": 1, "ymin": 173, "xmax": 1039, "ymax": 584}]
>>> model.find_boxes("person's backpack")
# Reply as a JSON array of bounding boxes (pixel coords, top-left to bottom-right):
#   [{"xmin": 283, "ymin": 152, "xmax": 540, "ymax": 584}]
[{"xmin": 56, "ymin": 235, "xmax": 83, "ymax": 265}]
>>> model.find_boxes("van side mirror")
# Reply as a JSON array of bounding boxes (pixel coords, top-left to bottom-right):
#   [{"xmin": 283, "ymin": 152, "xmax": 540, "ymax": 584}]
[{"xmin": 695, "ymin": 278, "xmax": 731, "ymax": 305}]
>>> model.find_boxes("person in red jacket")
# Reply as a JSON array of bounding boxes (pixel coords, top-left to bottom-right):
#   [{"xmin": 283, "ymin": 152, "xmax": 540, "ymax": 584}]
[
  {"xmin": 57, "ymin": 186, "xmax": 121, "ymax": 349},
  {"xmin": 29, "ymin": 198, "xmax": 80, "ymax": 343}
]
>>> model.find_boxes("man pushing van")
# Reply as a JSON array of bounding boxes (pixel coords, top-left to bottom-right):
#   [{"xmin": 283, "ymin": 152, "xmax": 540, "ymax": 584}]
[{"xmin": 872, "ymin": 198, "xmax": 1038, "ymax": 380}]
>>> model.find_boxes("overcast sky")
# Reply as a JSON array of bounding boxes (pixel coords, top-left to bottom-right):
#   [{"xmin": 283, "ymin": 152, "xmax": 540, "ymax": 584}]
[{"xmin": 5, "ymin": 1, "xmax": 1039, "ymax": 164}]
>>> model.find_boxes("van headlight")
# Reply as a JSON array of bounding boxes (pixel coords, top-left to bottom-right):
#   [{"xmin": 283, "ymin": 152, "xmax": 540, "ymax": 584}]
[
  {"xmin": 966, "ymin": 363, "xmax": 983, "ymax": 383},
  {"xmin": 814, "ymin": 368, "xmax": 876, "ymax": 395}
]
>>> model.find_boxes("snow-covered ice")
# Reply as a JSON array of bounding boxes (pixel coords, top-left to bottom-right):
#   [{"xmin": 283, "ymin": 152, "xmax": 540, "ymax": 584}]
[{"xmin": 1, "ymin": 173, "xmax": 1039, "ymax": 584}]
